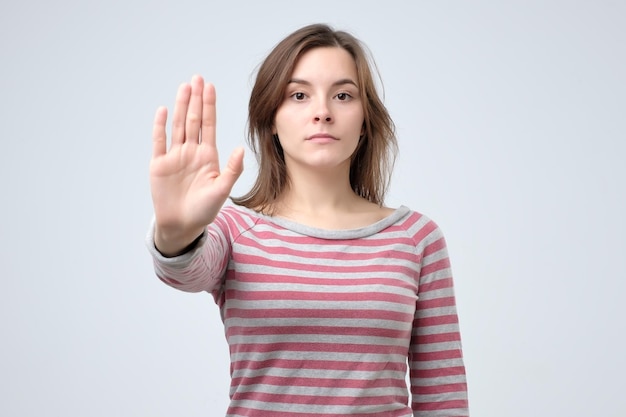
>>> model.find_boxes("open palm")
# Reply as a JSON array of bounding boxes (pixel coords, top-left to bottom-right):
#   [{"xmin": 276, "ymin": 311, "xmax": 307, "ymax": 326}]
[{"xmin": 150, "ymin": 75, "xmax": 244, "ymax": 255}]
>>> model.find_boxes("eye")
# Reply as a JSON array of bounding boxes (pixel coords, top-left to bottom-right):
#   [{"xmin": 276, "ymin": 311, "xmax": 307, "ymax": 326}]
[
  {"xmin": 336, "ymin": 92, "xmax": 352, "ymax": 101},
  {"xmin": 291, "ymin": 92, "xmax": 306, "ymax": 101}
]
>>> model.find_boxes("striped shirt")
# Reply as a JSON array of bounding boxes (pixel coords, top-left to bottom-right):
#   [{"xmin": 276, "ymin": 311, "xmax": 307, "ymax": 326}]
[{"xmin": 147, "ymin": 204, "xmax": 469, "ymax": 416}]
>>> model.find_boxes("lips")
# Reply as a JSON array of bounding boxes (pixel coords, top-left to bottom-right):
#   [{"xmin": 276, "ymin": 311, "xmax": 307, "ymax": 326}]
[{"xmin": 307, "ymin": 133, "xmax": 338, "ymax": 141}]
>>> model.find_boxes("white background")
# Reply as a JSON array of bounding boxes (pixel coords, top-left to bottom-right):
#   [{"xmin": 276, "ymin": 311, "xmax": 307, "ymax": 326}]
[{"xmin": 1, "ymin": 1, "xmax": 624, "ymax": 416}]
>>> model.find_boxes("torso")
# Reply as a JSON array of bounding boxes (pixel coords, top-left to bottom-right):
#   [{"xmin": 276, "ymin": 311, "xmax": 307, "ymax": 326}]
[{"xmin": 216, "ymin": 204, "xmax": 420, "ymax": 416}]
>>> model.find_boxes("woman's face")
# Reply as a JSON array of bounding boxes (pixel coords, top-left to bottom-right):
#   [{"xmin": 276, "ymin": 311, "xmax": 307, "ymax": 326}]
[{"xmin": 273, "ymin": 47, "xmax": 364, "ymax": 174}]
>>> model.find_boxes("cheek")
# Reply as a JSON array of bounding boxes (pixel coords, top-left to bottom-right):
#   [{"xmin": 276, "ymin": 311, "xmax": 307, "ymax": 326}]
[
  {"xmin": 273, "ymin": 107, "xmax": 297, "ymax": 134},
  {"xmin": 351, "ymin": 107, "xmax": 365, "ymax": 126},
  {"xmin": 352, "ymin": 113, "xmax": 366, "ymax": 135}
]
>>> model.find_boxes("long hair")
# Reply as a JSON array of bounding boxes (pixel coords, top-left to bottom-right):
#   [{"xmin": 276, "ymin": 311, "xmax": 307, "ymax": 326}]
[{"xmin": 232, "ymin": 24, "xmax": 397, "ymax": 213}]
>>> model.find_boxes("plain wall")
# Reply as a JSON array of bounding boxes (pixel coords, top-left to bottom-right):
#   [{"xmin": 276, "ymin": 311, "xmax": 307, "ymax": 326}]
[{"xmin": 1, "ymin": 1, "xmax": 624, "ymax": 416}]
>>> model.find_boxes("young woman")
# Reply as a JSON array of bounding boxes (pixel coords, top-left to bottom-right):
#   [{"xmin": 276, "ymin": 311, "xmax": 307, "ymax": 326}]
[{"xmin": 147, "ymin": 24, "xmax": 469, "ymax": 417}]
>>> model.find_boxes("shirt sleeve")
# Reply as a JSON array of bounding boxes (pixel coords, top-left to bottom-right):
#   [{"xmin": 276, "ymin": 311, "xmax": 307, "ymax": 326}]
[
  {"xmin": 409, "ymin": 223, "xmax": 469, "ymax": 416},
  {"xmin": 145, "ymin": 213, "xmax": 232, "ymax": 294}
]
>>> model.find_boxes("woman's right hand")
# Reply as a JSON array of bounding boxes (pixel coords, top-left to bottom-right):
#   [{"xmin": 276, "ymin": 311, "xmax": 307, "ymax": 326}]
[{"xmin": 150, "ymin": 75, "xmax": 244, "ymax": 256}]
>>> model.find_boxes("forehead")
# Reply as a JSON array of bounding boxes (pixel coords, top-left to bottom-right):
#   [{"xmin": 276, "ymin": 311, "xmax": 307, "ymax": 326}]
[{"xmin": 291, "ymin": 47, "xmax": 358, "ymax": 80}]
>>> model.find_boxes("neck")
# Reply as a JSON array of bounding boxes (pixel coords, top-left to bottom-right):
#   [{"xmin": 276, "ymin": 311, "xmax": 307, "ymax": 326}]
[
  {"xmin": 267, "ymin": 162, "xmax": 392, "ymax": 230},
  {"xmin": 275, "ymin": 164, "xmax": 359, "ymax": 216}
]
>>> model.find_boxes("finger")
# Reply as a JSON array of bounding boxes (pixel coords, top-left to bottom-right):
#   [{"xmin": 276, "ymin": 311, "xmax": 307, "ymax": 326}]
[
  {"xmin": 152, "ymin": 106, "xmax": 168, "ymax": 158},
  {"xmin": 171, "ymin": 83, "xmax": 191, "ymax": 146},
  {"xmin": 215, "ymin": 146, "xmax": 245, "ymax": 193},
  {"xmin": 200, "ymin": 82, "xmax": 217, "ymax": 147},
  {"xmin": 185, "ymin": 75, "xmax": 204, "ymax": 144}
]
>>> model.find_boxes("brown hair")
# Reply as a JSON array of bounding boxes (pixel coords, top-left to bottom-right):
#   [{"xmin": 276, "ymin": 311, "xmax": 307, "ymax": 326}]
[{"xmin": 232, "ymin": 24, "xmax": 397, "ymax": 212}]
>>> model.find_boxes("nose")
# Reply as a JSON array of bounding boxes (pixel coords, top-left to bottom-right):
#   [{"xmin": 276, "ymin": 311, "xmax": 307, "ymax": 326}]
[{"xmin": 313, "ymin": 100, "xmax": 333, "ymax": 123}]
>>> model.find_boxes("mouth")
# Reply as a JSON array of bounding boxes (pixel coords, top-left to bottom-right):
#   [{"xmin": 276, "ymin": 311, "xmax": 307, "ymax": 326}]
[{"xmin": 307, "ymin": 133, "xmax": 338, "ymax": 141}]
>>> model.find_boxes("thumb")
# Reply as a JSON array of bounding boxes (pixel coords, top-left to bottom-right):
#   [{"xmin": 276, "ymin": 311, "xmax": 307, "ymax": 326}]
[{"xmin": 216, "ymin": 146, "xmax": 245, "ymax": 191}]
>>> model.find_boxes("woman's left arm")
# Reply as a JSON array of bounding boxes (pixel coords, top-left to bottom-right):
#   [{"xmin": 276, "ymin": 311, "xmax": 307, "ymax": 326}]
[{"xmin": 409, "ymin": 223, "xmax": 469, "ymax": 416}]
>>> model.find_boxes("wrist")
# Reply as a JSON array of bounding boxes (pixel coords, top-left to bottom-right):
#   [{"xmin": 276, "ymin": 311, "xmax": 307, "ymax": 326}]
[{"xmin": 154, "ymin": 225, "xmax": 205, "ymax": 257}]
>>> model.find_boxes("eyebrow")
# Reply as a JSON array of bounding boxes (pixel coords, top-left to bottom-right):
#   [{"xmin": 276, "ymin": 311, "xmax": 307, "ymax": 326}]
[{"xmin": 287, "ymin": 78, "xmax": 358, "ymax": 88}]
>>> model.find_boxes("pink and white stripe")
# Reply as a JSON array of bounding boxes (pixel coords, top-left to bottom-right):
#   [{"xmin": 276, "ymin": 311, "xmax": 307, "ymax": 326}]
[{"xmin": 148, "ymin": 204, "xmax": 469, "ymax": 416}]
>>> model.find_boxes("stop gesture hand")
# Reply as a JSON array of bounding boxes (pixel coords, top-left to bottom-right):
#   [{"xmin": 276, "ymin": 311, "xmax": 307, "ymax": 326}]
[{"xmin": 150, "ymin": 75, "xmax": 244, "ymax": 256}]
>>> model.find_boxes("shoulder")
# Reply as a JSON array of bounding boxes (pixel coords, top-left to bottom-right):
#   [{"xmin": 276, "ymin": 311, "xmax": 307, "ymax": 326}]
[
  {"xmin": 220, "ymin": 203, "xmax": 257, "ymax": 219},
  {"xmin": 393, "ymin": 207, "xmax": 447, "ymax": 248},
  {"xmin": 212, "ymin": 204, "xmax": 263, "ymax": 237}
]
